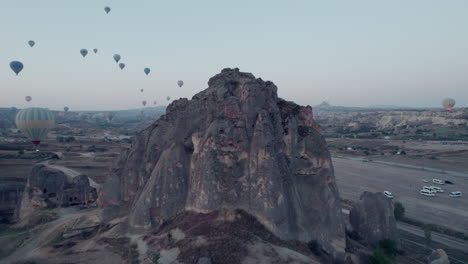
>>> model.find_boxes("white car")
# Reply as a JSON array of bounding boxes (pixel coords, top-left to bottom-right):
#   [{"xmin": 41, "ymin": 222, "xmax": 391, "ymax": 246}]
[
  {"xmin": 422, "ymin": 186, "xmax": 435, "ymax": 193},
  {"xmin": 422, "ymin": 179, "xmax": 429, "ymax": 183},
  {"xmin": 383, "ymin": 191, "xmax": 394, "ymax": 199},
  {"xmin": 449, "ymin": 191, "xmax": 462, "ymax": 198},
  {"xmin": 420, "ymin": 189, "xmax": 435, "ymax": 196},
  {"xmin": 432, "ymin": 179, "xmax": 445, "ymax": 185},
  {"xmin": 429, "ymin": 186, "xmax": 444, "ymax": 193}
]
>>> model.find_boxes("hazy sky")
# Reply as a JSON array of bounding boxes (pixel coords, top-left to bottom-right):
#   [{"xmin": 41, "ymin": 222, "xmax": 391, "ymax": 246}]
[{"xmin": 1, "ymin": 0, "xmax": 467, "ymax": 111}]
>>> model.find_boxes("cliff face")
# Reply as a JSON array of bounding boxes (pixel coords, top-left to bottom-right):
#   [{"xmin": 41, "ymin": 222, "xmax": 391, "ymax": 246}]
[{"xmin": 99, "ymin": 68, "xmax": 345, "ymax": 257}]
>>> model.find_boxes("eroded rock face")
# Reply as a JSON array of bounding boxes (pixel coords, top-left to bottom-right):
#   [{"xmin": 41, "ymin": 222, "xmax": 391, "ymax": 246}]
[
  {"xmin": 19, "ymin": 164, "xmax": 97, "ymax": 220},
  {"xmin": 426, "ymin": 249, "xmax": 450, "ymax": 264},
  {"xmin": 99, "ymin": 68, "xmax": 345, "ymax": 258},
  {"xmin": 349, "ymin": 192, "xmax": 399, "ymax": 247}
]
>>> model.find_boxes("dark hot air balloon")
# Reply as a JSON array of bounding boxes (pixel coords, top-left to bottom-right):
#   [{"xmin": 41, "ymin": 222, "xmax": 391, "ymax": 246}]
[
  {"xmin": 93, "ymin": 48, "xmax": 98, "ymax": 54},
  {"xmin": 113, "ymin": 54, "xmax": 121, "ymax": 63},
  {"xmin": 28, "ymin": 40, "xmax": 35, "ymax": 47},
  {"xmin": 25, "ymin": 96, "xmax": 32, "ymax": 103},
  {"xmin": 119, "ymin": 63, "xmax": 125, "ymax": 70},
  {"xmin": 144, "ymin": 68, "xmax": 151, "ymax": 75},
  {"xmin": 104, "ymin": 6, "xmax": 111, "ymax": 14},
  {"xmin": 80, "ymin": 49, "xmax": 88, "ymax": 58},
  {"xmin": 10, "ymin": 61, "xmax": 24, "ymax": 75},
  {"xmin": 177, "ymin": 80, "xmax": 184, "ymax": 87}
]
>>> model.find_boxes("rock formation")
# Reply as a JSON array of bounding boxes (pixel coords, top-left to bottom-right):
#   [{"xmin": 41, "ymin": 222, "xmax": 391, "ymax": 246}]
[
  {"xmin": 426, "ymin": 249, "xmax": 450, "ymax": 264},
  {"xmin": 20, "ymin": 164, "xmax": 97, "ymax": 220},
  {"xmin": 349, "ymin": 192, "xmax": 399, "ymax": 247},
  {"xmin": 99, "ymin": 68, "xmax": 345, "ymax": 259}
]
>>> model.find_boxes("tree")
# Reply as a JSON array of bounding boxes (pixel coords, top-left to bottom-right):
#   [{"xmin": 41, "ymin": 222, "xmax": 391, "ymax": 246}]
[
  {"xmin": 379, "ymin": 239, "xmax": 399, "ymax": 257},
  {"xmin": 369, "ymin": 249, "xmax": 391, "ymax": 264},
  {"xmin": 394, "ymin": 202, "xmax": 405, "ymax": 220}
]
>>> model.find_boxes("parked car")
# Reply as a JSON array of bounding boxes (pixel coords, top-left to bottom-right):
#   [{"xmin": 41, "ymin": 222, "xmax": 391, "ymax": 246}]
[
  {"xmin": 449, "ymin": 191, "xmax": 462, "ymax": 198},
  {"xmin": 383, "ymin": 191, "xmax": 394, "ymax": 199},
  {"xmin": 445, "ymin": 180, "xmax": 454, "ymax": 185},
  {"xmin": 432, "ymin": 179, "xmax": 445, "ymax": 185},
  {"xmin": 422, "ymin": 186, "xmax": 435, "ymax": 193},
  {"xmin": 429, "ymin": 186, "xmax": 444, "ymax": 193},
  {"xmin": 422, "ymin": 179, "xmax": 429, "ymax": 183},
  {"xmin": 420, "ymin": 189, "xmax": 435, "ymax": 196}
]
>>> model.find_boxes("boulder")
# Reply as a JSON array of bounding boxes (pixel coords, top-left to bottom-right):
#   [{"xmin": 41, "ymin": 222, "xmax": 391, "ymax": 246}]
[
  {"xmin": 426, "ymin": 249, "xmax": 450, "ymax": 264},
  {"xmin": 349, "ymin": 192, "xmax": 399, "ymax": 247}
]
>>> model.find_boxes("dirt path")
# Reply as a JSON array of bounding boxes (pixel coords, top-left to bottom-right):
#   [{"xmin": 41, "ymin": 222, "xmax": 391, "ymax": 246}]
[{"xmin": 1, "ymin": 208, "xmax": 98, "ymax": 263}]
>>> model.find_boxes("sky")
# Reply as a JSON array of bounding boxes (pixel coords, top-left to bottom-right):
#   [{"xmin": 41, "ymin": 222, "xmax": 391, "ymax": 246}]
[{"xmin": 1, "ymin": 0, "xmax": 467, "ymax": 111}]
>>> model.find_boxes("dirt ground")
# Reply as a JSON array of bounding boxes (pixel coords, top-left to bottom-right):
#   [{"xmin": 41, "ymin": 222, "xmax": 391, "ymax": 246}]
[{"xmin": 333, "ymin": 157, "xmax": 468, "ymax": 233}]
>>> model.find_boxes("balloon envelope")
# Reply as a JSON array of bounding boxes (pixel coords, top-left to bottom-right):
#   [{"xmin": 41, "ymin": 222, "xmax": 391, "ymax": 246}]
[
  {"xmin": 442, "ymin": 98, "xmax": 456, "ymax": 111},
  {"xmin": 142, "ymin": 100, "xmax": 147, "ymax": 106},
  {"xmin": 15, "ymin": 108, "xmax": 55, "ymax": 145},
  {"xmin": 25, "ymin": 96, "xmax": 32, "ymax": 103},
  {"xmin": 80, "ymin": 49, "xmax": 88, "ymax": 58},
  {"xmin": 166, "ymin": 96, "xmax": 171, "ymax": 101},
  {"xmin": 140, "ymin": 89, "xmax": 144, "ymax": 93},
  {"xmin": 28, "ymin": 40, "xmax": 35, "ymax": 47},
  {"xmin": 113, "ymin": 54, "xmax": 121, "ymax": 63},
  {"xmin": 119, "ymin": 63, "xmax": 125, "ymax": 70},
  {"xmin": 153, "ymin": 101, "xmax": 157, "ymax": 105},
  {"xmin": 10, "ymin": 61, "xmax": 24, "ymax": 75},
  {"xmin": 93, "ymin": 48, "xmax": 98, "ymax": 54},
  {"xmin": 144, "ymin": 68, "xmax": 151, "ymax": 75},
  {"xmin": 104, "ymin": 6, "xmax": 111, "ymax": 14},
  {"xmin": 177, "ymin": 80, "xmax": 184, "ymax": 87},
  {"xmin": 64, "ymin": 106, "xmax": 69, "ymax": 112}
]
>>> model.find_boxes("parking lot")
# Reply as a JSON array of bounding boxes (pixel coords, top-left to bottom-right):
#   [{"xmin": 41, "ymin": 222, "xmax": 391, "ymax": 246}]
[{"xmin": 333, "ymin": 156, "xmax": 468, "ymax": 233}]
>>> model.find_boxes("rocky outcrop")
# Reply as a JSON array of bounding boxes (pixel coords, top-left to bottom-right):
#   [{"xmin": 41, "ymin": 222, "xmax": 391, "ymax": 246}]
[
  {"xmin": 316, "ymin": 108, "xmax": 468, "ymax": 131},
  {"xmin": 426, "ymin": 249, "xmax": 450, "ymax": 264},
  {"xmin": 19, "ymin": 164, "xmax": 97, "ymax": 220},
  {"xmin": 349, "ymin": 192, "xmax": 399, "ymax": 247},
  {"xmin": 99, "ymin": 68, "xmax": 345, "ymax": 259}
]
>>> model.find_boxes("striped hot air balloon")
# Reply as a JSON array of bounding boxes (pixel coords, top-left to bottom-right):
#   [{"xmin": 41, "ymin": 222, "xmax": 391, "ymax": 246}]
[{"xmin": 15, "ymin": 108, "xmax": 55, "ymax": 145}]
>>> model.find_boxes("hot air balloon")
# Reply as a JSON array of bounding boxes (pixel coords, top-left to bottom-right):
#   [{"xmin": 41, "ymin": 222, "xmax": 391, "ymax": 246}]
[
  {"xmin": 106, "ymin": 112, "xmax": 115, "ymax": 121},
  {"xmin": 113, "ymin": 54, "xmax": 121, "ymax": 63},
  {"xmin": 119, "ymin": 63, "xmax": 125, "ymax": 70},
  {"xmin": 442, "ymin": 98, "xmax": 456, "ymax": 111},
  {"xmin": 140, "ymin": 89, "xmax": 144, "ymax": 93},
  {"xmin": 142, "ymin": 100, "xmax": 147, "ymax": 107},
  {"xmin": 144, "ymin": 68, "xmax": 151, "ymax": 75},
  {"xmin": 153, "ymin": 100, "xmax": 157, "ymax": 105},
  {"xmin": 166, "ymin": 96, "xmax": 171, "ymax": 101},
  {"xmin": 25, "ymin": 96, "xmax": 32, "ymax": 103},
  {"xmin": 10, "ymin": 61, "xmax": 24, "ymax": 75},
  {"xmin": 104, "ymin": 6, "xmax": 111, "ymax": 14},
  {"xmin": 93, "ymin": 48, "xmax": 98, "ymax": 54},
  {"xmin": 177, "ymin": 80, "xmax": 184, "ymax": 88},
  {"xmin": 80, "ymin": 49, "xmax": 88, "ymax": 58},
  {"xmin": 28, "ymin": 40, "xmax": 35, "ymax": 47},
  {"xmin": 15, "ymin": 108, "xmax": 55, "ymax": 145},
  {"xmin": 64, "ymin": 106, "xmax": 69, "ymax": 113}
]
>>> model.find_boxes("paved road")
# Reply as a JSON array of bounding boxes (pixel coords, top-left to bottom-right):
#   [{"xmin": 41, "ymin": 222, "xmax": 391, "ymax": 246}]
[
  {"xmin": 333, "ymin": 156, "xmax": 468, "ymax": 233},
  {"xmin": 397, "ymin": 222, "xmax": 468, "ymax": 254}
]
